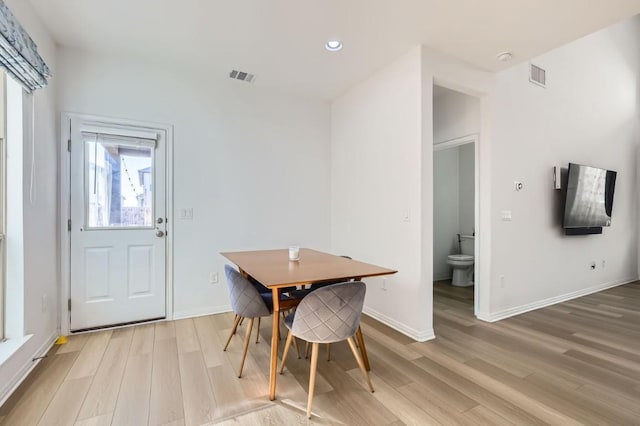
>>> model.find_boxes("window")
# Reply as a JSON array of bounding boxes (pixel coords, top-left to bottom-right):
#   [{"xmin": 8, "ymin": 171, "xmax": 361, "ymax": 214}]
[
  {"xmin": 4, "ymin": 73, "xmax": 23, "ymax": 343},
  {"xmin": 0, "ymin": 74, "xmax": 5, "ymax": 341},
  {"xmin": 0, "ymin": 130, "xmax": 4, "ymax": 341}
]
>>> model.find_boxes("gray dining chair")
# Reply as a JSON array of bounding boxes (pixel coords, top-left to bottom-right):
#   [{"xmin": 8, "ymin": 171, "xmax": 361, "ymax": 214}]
[
  {"xmin": 223, "ymin": 264, "xmax": 273, "ymax": 378},
  {"xmin": 279, "ymin": 281, "xmax": 374, "ymax": 418},
  {"xmin": 289, "ymin": 255, "xmax": 367, "ymax": 363}
]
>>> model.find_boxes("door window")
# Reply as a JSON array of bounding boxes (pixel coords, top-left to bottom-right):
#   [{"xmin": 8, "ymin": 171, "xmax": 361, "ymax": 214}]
[{"xmin": 83, "ymin": 134, "xmax": 155, "ymax": 229}]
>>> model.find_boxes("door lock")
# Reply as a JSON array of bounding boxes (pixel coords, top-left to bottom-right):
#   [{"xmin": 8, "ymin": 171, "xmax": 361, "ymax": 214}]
[
  {"xmin": 156, "ymin": 218, "xmax": 164, "ymax": 224},
  {"xmin": 156, "ymin": 230, "xmax": 165, "ymax": 238}
]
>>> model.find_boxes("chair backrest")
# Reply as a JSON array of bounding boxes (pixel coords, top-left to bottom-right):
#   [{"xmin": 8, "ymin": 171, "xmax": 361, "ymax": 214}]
[
  {"xmin": 292, "ymin": 281, "xmax": 366, "ymax": 344},
  {"xmin": 224, "ymin": 265, "xmax": 271, "ymax": 318}
]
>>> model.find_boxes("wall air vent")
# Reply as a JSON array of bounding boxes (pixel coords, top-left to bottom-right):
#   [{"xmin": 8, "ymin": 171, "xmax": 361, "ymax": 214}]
[
  {"xmin": 229, "ymin": 69, "xmax": 255, "ymax": 83},
  {"xmin": 529, "ymin": 63, "xmax": 546, "ymax": 88}
]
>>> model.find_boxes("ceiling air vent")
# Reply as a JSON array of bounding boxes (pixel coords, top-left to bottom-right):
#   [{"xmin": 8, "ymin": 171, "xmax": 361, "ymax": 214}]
[
  {"xmin": 229, "ymin": 69, "xmax": 255, "ymax": 83},
  {"xmin": 529, "ymin": 63, "xmax": 546, "ymax": 88}
]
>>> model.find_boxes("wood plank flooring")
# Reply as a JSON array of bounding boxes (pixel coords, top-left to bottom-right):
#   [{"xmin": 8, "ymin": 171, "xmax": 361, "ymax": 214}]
[{"xmin": 2, "ymin": 280, "xmax": 640, "ymax": 425}]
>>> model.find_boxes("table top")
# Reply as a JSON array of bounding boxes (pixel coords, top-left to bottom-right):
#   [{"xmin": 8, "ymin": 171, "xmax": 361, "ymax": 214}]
[{"xmin": 221, "ymin": 248, "xmax": 397, "ymax": 288}]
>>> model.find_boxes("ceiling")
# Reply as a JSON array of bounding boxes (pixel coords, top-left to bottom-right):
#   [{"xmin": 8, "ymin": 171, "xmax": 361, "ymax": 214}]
[{"xmin": 27, "ymin": 0, "xmax": 640, "ymax": 100}]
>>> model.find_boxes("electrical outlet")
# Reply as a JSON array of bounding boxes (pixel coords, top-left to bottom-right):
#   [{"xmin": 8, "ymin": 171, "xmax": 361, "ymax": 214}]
[
  {"xmin": 500, "ymin": 275, "xmax": 505, "ymax": 288},
  {"xmin": 590, "ymin": 261, "xmax": 596, "ymax": 270},
  {"xmin": 381, "ymin": 278, "xmax": 387, "ymax": 291},
  {"xmin": 41, "ymin": 294, "xmax": 47, "ymax": 312},
  {"xmin": 209, "ymin": 272, "xmax": 219, "ymax": 284}
]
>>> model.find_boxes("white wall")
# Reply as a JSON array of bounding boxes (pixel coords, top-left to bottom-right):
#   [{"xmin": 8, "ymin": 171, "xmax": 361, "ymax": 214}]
[
  {"xmin": 331, "ymin": 47, "xmax": 430, "ymax": 340},
  {"xmin": 331, "ymin": 45, "xmax": 494, "ymax": 340},
  {"xmin": 0, "ymin": 0, "xmax": 59, "ymax": 404},
  {"xmin": 433, "ymin": 148, "xmax": 459, "ymax": 280},
  {"xmin": 56, "ymin": 48, "xmax": 331, "ymax": 318},
  {"xmin": 433, "ymin": 88, "xmax": 481, "ymax": 144},
  {"xmin": 488, "ymin": 16, "xmax": 640, "ymax": 317}
]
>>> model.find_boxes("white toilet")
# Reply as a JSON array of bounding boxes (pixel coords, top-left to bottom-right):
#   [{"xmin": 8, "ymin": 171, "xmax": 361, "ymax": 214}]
[{"xmin": 447, "ymin": 235, "xmax": 474, "ymax": 287}]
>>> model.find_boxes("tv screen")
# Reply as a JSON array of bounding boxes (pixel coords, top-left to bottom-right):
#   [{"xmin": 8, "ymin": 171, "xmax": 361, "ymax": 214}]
[{"xmin": 563, "ymin": 163, "xmax": 617, "ymax": 229}]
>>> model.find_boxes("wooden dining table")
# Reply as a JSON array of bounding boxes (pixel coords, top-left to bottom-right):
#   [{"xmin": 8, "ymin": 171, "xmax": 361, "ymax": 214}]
[{"xmin": 220, "ymin": 248, "xmax": 397, "ymax": 400}]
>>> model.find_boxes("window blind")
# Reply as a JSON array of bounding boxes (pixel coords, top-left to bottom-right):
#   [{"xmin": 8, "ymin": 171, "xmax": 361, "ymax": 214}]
[{"xmin": 0, "ymin": 1, "xmax": 51, "ymax": 92}]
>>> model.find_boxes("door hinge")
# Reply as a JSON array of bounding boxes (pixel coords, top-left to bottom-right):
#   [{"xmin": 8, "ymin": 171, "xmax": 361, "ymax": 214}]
[
  {"xmin": 67, "ymin": 138, "xmax": 71, "ymax": 152},
  {"xmin": 68, "ymin": 298, "xmax": 71, "ymax": 311},
  {"xmin": 67, "ymin": 219, "xmax": 71, "ymax": 231}
]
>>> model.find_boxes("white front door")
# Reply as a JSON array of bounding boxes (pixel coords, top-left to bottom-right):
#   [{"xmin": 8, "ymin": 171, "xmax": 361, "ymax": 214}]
[{"xmin": 69, "ymin": 118, "xmax": 167, "ymax": 331}]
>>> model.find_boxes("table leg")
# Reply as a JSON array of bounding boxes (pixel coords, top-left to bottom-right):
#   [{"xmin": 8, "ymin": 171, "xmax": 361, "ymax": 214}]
[
  {"xmin": 269, "ymin": 287, "xmax": 281, "ymax": 400},
  {"xmin": 355, "ymin": 325, "xmax": 371, "ymax": 371}
]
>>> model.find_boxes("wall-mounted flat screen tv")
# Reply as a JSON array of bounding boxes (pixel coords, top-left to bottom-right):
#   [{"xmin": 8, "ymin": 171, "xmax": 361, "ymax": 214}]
[{"xmin": 563, "ymin": 163, "xmax": 616, "ymax": 234}]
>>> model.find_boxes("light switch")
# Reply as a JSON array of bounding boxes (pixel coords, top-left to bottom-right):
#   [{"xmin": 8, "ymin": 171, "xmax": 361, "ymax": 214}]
[
  {"xmin": 179, "ymin": 208, "xmax": 193, "ymax": 220},
  {"xmin": 501, "ymin": 210, "xmax": 512, "ymax": 221}
]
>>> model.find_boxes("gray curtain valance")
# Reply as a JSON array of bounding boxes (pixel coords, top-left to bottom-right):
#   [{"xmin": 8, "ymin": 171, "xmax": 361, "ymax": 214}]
[{"xmin": 0, "ymin": 1, "xmax": 51, "ymax": 92}]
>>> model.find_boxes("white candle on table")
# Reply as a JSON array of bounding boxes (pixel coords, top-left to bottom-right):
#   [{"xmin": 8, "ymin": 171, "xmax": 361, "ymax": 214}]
[{"xmin": 289, "ymin": 246, "xmax": 299, "ymax": 261}]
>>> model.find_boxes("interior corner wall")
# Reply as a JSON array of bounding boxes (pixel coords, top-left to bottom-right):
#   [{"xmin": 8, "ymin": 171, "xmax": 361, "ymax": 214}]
[
  {"xmin": 330, "ymin": 47, "xmax": 430, "ymax": 340},
  {"xmin": 55, "ymin": 48, "xmax": 331, "ymax": 319},
  {"xmin": 488, "ymin": 16, "xmax": 640, "ymax": 316},
  {"xmin": 0, "ymin": 0, "xmax": 59, "ymax": 404}
]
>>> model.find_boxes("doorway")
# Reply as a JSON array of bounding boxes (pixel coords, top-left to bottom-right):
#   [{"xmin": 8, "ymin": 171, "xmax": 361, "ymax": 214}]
[
  {"xmin": 64, "ymin": 114, "xmax": 173, "ymax": 331},
  {"xmin": 432, "ymin": 85, "xmax": 480, "ymax": 323}
]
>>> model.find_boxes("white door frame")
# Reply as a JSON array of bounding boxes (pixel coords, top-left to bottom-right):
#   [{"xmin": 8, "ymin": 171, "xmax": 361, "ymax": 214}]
[
  {"xmin": 60, "ymin": 112, "xmax": 174, "ymax": 335},
  {"xmin": 433, "ymin": 133, "xmax": 481, "ymax": 317}
]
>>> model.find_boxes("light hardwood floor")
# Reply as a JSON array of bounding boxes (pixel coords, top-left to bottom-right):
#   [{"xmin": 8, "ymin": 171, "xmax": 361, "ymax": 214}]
[{"xmin": 2, "ymin": 281, "xmax": 640, "ymax": 425}]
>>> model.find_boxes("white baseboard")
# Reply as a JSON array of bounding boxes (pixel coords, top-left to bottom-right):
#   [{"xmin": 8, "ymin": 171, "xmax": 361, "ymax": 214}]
[
  {"xmin": 0, "ymin": 332, "xmax": 57, "ymax": 407},
  {"xmin": 477, "ymin": 277, "xmax": 637, "ymax": 323},
  {"xmin": 172, "ymin": 304, "xmax": 231, "ymax": 320},
  {"xmin": 363, "ymin": 306, "xmax": 435, "ymax": 342}
]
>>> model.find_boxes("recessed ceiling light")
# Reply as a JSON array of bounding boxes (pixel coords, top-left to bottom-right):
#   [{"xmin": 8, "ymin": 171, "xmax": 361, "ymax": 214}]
[
  {"xmin": 496, "ymin": 51, "xmax": 513, "ymax": 62},
  {"xmin": 325, "ymin": 40, "xmax": 343, "ymax": 52}
]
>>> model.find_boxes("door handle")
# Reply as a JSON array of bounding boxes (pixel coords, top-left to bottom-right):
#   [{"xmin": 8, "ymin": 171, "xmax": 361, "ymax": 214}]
[
  {"xmin": 156, "ymin": 218, "xmax": 164, "ymax": 224},
  {"xmin": 156, "ymin": 230, "xmax": 165, "ymax": 238}
]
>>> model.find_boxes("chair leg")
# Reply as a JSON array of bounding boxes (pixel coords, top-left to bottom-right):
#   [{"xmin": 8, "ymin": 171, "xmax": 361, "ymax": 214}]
[
  {"xmin": 279, "ymin": 331, "xmax": 294, "ymax": 374},
  {"xmin": 307, "ymin": 342, "xmax": 319, "ymax": 419},
  {"xmin": 224, "ymin": 314, "xmax": 242, "ymax": 351},
  {"xmin": 355, "ymin": 325, "xmax": 370, "ymax": 371},
  {"xmin": 326, "ymin": 343, "xmax": 331, "ymax": 361},
  {"xmin": 305, "ymin": 342, "xmax": 310, "ymax": 359},
  {"xmin": 238, "ymin": 318, "xmax": 254, "ymax": 378},
  {"xmin": 347, "ymin": 336, "xmax": 374, "ymax": 393},
  {"xmin": 255, "ymin": 317, "xmax": 261, "ymax": 343},
  {"xmin": 293, "ymin": 336, "xmax": 301, "ymax": 359}
]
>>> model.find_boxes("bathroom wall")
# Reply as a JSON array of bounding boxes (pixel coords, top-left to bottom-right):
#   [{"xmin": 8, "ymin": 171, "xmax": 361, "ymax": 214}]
[
  {"xmin": 459, "ymin": 143, "xmax": 475, "ymax": 237},
  {"xmin": 433, "ymin": 144, "xmax": 475, "ymax": 279},
  {"xmin": 433, "ymin": 148, "xmax": 459, "ymax": 280}
]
